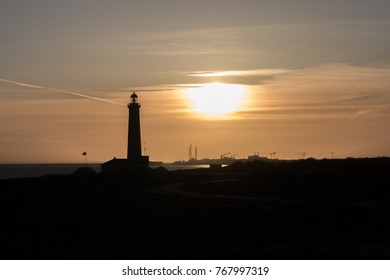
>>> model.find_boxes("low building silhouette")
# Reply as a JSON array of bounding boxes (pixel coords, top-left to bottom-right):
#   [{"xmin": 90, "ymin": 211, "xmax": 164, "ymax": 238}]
[{"xmin": 101, "ymin": 93, "xmax": 149, "ymax": 172}]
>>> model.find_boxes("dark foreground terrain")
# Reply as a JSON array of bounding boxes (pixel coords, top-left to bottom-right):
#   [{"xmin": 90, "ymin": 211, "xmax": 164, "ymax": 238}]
[{"xmin": 1, "ymin": 157, "xmax": 389, "ymax": 259}]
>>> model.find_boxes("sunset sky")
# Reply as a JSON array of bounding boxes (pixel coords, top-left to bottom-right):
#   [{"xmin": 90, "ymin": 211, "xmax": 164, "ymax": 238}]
[{"xmin": 1, "ymin": 0, "xmax": 389, "ymax": 163}]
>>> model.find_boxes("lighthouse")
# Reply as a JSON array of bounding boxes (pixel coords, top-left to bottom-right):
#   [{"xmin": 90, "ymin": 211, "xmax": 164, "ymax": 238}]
[
  {"xmin": 127, "ymin": 93, "xmax": 142, "ymax": 161},
  {"xmin": 101, "ymin": 92, "xmax": 149, "ymax": 172}
]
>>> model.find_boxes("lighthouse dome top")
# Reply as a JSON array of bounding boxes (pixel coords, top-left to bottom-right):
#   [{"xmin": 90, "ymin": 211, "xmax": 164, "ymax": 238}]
[{"xmin": 130, "ymin": 92, "xmax": 138, "ymax": 103}]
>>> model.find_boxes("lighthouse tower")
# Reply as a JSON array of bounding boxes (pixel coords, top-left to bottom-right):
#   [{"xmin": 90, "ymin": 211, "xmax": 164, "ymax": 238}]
[
  {"xmin": 101, "ymin": 92, "xmax": 149, "ymax": 172},
  {"xmin": 127, "ymin": 92, "xmax": 149, "ymax": 166},
  {"xmin": 127, "ymin": 93, "xmax": 142, "ymax": 161}
]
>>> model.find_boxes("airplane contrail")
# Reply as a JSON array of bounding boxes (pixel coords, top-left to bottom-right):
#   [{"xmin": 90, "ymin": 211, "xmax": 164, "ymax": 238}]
[{"xmin": 0, "ymin": 78, "xmax": 123, "ymax": 106}]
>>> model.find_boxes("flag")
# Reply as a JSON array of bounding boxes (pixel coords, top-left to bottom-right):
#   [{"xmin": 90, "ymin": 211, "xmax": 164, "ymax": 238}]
[{"xmin": 82, "ymin": 152, "xmax": 87, "ymax": 156}]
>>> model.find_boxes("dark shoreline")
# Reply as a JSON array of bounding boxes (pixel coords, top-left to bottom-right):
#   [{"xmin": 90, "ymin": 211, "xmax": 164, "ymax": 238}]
[{"xmin": 1, "ymin": 157, "xmax": 389, "ymax": 260}]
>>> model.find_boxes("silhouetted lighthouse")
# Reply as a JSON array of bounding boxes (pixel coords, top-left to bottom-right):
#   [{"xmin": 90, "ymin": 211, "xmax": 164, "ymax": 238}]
[
  {"xmin": 126, "ymin": 92, "xmax": 149, "ymax": 166},
  {"xmin": 127, "ymin": 92, "xmax": 142, "ymax": 161},
  {"xmin": 101, "ymin": 92, "xmax": 149, "ymax": 172}
]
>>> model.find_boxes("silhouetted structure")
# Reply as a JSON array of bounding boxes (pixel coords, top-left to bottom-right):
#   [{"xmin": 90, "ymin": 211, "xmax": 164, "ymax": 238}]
[
  {"xmin": 127, "ymin": 93, "xmax": 148, "ymax": 164},
  {"xmin": 102, "ymin": 93, "xmax": 149, "ymax": 172}
]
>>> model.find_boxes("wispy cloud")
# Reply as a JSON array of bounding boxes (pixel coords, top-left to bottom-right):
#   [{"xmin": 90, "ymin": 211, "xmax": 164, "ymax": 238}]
[
  {"xmin": 0, "ymin": 78, "xmax": 45, "ymax": 89},
  {"xmin": 187, "ymin": 68, "xmax": 293, "ymax": 77},
  {"xmin": 351, "ymin": 104, "xmax": 390, "ymax": 119},
  {"xmin": 0, "ymin": 78, "xmax": 122, "ymax": 106},
  {"xmin": 238, "ymin": 64, "xmax": 390, "ymax": 120},
  {"xmin": 118, "ymin": 87, "xmax": 174, "ymax": 93}
]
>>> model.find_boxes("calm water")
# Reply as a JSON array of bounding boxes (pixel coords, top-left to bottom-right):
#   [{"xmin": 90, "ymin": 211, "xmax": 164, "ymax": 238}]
[{"xmin": 0, "ymin": 164, "xmax": 209, "ymax": 180}]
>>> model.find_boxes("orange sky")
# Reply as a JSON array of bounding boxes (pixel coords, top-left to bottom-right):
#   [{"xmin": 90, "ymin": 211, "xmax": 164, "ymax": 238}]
[
  {"xmin": 0, "ymin": 1, "xmax": 389, "ymax": 163},
  {"xmin": 1, "ymin": 64, "xmax": 389, "ymax": 163}
]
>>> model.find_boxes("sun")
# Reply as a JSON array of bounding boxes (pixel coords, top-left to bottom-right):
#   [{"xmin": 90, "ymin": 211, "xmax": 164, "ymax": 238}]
[{"xmin": 185, "ymin": 83, "xmax": 247, "ymax": 117}]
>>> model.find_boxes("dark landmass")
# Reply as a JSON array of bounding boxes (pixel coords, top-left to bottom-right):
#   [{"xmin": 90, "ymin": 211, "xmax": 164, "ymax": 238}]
[{"xmin": 0, "ymin": 157, "xmax": 389, "ymax": 260}]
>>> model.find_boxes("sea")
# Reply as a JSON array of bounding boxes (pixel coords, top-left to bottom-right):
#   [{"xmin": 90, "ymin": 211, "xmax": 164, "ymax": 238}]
[{"xmin": 0, "ymin": 164, "xmax": 210, "ymax": 180}]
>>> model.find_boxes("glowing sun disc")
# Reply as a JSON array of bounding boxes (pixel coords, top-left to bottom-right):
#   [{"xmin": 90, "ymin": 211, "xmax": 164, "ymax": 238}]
[{"xmin": 186, "ymin": 83, "xmax": 246, "ymax": 117}]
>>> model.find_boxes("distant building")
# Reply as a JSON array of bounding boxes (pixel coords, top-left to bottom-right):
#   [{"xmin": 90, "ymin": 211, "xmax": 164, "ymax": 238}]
[{"xmin": 101, "ymin": 93, "xmax": 149, "ymax": 172}]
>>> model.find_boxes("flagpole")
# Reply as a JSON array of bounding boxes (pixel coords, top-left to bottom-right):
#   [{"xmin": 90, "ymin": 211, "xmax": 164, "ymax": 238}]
[{"xmin": 82, "ymin": 151, "xmax": 87, "ymax": 166}]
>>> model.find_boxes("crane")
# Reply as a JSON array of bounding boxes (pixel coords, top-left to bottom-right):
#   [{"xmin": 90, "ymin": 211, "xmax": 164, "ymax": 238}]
[
  {"xmin": 220, "ymin": 152, "xmax": 230, "ymax": 160},
  {"xmin": 298, "ymin": 152, "xmax": 307, "ymax": 159},
  {"xmin": 327, "ymin": 152, "xmax": 334, "ymax": 159},
  {"xmin": 270, "ymin": 152, "xmax": 278, "ymax": 159}
]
